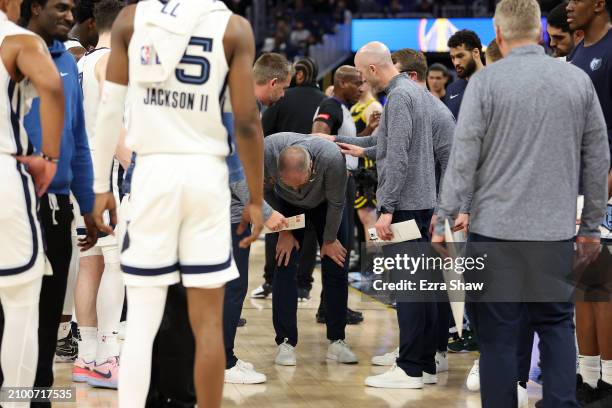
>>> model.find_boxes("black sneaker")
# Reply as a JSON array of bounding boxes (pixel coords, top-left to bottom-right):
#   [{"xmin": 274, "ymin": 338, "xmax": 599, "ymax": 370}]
[
  {"xmin": 448, "ymin": 330, "xmax": 478, "ymax": 353},
  {"xmin": 463, "ymin": 331, "xmax": 479, "ymax": 352},
  {"xmin": 577, "ymin": 374, "xmax": 599, "ymax": 406},
  {"xmin": 447, "ymin": 333, "xmax": 467, "ymax": 353},
  {"xmin": 316, "ymin": 308, "xmax": 364, "ymax": 325},
  {"xmin": 297, "ymin": 287, "xmax": 311, "ymax": 302},
  {"xmin": 55, "ymin": 333, "xmax": 78, "ymax": 363},
  {"xmin": 583, "ymin": 380, "xmax": 612, "ymax": 407},
  {"xmin": 347, "ymin": 308, "xmax": 364, "ymax": 324},
  {"xmin": 250, "ymin": 282, "xmax": 273, "ymax": 299},
  {"xmin": 237, "ymin": 318, "xmax": 247, "ymax": 327}
]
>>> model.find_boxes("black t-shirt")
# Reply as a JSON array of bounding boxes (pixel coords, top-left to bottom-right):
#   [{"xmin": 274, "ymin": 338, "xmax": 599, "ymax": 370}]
[
  {"xmin": 570, "ymin": 29, "xmax": 612, "ymax": 162},
  {"xmin": 313, "ymin": 97, "xmax": 344, "ymax": 134},
  {"xmin": 261, "ymin": 85, "xmax": 326, "ymax": 136},
  {"xmin": 442, "ymin": 78, "xmax": 468, "ymax": 120}
]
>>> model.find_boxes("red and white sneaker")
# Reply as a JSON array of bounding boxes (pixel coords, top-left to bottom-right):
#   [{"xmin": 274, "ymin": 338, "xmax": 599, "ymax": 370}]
[
  {"xmin": 87, "ymin": 356, "xmax": 119, "ymax": 389},
  {"xmin": 72, "ymin": 358, "xmax": 95, "ymax": 382}
]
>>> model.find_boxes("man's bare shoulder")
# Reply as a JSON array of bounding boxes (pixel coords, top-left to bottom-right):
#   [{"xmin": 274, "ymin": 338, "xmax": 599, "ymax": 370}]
[
  {"xmin": 3, "ymin": 33, "xmax": 47, "ymax": 54},
  {"xmin": 112, "ymin": 4, "xmax": 137, "ymax": 38},
  {"xmin": 225, "ymin": 14, "xmax": 251, "ymax": 38},
  {"xmin": 223, "ymin": 13, "xmax": 252, "ymax": 49}
]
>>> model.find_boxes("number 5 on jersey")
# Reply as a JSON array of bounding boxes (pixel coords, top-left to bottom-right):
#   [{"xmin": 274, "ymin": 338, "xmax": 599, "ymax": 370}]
[{"xmin": 175, "ymin": 37, "xmax": 212, "ymax": 85}]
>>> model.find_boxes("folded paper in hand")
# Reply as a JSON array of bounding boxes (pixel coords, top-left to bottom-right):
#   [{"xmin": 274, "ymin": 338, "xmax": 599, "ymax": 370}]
[
  {"xmin": 444, "ymin": 219, "xmax": 466, "ymax": 337},
  {"xmin": 262, "ymin": 214, "xmax": 306, "ymax": 234},
  {"xmin": 368, "ymin": 220, "xmax": 422, "ymax": 243}
]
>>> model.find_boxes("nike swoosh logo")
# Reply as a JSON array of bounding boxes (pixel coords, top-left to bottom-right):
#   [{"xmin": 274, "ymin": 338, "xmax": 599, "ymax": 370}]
[
  {"xmin": 92, "ymin": 369, "xmax": 113, "ymax": 379},
  {"xmin": 450, "ymin": 94, "xmax": 459, "ymax": 99},
  {"xmin": 60, "ymin": 72, "xmax": 68, "ymax": 77}
]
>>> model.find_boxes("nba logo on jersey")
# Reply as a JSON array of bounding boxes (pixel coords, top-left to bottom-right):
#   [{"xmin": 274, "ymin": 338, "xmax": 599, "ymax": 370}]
[
  {"xmin": 140, "ymin": 45, "xmax": 151, "ymax": 65},
  {"xmin": 140, "ymin": 46, "xmax": 160, "ymax": 65}
]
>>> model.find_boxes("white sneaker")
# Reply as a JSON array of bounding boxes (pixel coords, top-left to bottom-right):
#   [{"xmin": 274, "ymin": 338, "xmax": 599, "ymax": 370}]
[
  {"xmin": 466, "ymin": 359, "xmax": 480, "ymax": 391},
  {"xmin": 225, "ymin": 360, "xmax": 266, "ymax": 384},
  {"xmin": 274, "ymin": 339, "xmax": 296, "ymax": 366},
  {"xmin": 365, "ymin": 364, "xmax": 424, "ymax": 389},
  {"xmin": 327, "ymin": 340, "xmax": 358, "ymax": 364},
  {"xmin": 371, "ymin": 347, "xmax": 399, "ymax": 366},
  {"xmin": 517, "ymin": 384, "xmax": 528, "ymax": 408},
  {"xmin": 423, "ymin": 371, "xmax": 438, "ymax": 384},
  {"xmin": 435, "ymin": 351, "xmax": 448, "ymax": 373}
]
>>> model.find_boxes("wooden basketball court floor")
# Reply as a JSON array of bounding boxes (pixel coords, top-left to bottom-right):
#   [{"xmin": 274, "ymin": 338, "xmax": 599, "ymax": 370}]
[{"xmin": 53, "ymin": 240, "xmax": 544, "ymax": 407}]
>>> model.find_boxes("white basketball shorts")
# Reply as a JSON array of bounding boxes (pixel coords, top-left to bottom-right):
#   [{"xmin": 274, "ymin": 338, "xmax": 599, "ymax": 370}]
[
  {"xmin": 120, "ymin": 154, "xmax": 238, "ymax": 288},
  {"xmin": 0, "ymin": 155, "xmax": 45, "ymax": 287}
]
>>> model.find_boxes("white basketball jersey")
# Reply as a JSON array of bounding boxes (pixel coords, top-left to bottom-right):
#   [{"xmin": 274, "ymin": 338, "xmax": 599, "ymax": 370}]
[
  {"xmin": 76, "ymin": 47, "xmax": 121, "ymax": 230},
  {"xmin": 0, "ymin": 18, "xmax": 36, "ymax": 156},
  {"xmin": 126, "ymin": 1, "xmax": 232, "ymax": 156},
  {"xmin": 77, "ymin": 47, "xmax": 110, "ymax": 149}
]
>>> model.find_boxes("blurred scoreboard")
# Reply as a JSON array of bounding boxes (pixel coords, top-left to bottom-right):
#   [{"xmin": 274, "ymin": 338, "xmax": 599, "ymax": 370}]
[{"xmin": 351, "ymin": 18, "xmax": 548, "ymax": 52}]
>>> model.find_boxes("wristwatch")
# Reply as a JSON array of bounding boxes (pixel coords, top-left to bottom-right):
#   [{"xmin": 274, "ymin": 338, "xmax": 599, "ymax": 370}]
[{"xmin": 380, "ymin": 206, "xmax": 393, "ymax": 214}]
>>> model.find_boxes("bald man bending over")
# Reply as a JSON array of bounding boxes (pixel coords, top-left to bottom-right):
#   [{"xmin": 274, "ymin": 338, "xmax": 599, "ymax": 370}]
[
  {"xmin": 317, "ymin": 42, "xmax": 440, "ymax": 388},
  {"xmin": 264, "ymin": 132, "xmax": 358, "ymax": 366}
]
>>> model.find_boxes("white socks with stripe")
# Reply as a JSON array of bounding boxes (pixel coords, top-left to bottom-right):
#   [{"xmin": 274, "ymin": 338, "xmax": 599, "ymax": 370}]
[{"xmin": 579, "ymin": 355, "xmax": 601, "ymax": 388}]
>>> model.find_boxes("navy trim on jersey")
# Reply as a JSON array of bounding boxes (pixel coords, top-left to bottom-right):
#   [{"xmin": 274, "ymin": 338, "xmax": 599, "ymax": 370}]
[
  {"xmin": 180, "ymin": 253, "xmax": 232, "ymax": 274},
  {"xmin": 109, "ymin": 162, "xmax": 114, "ymax": 193},
  {"xmin": 121, "ymin": 262, "xmax": 180, "ymax": 276},
  {"xmin": 76, "ymin": 227, "xmax": 112, "ymax": 239},
  {"xmin": 0, "ymin": 80, "xmax": 39, "ymax": 275},
  {"xmin": 118, "ymin": 165, "xmax": 125, "ymax": 201},
  {"xmin": 8, "ymin": 80, "xmax": 21, "ymax": 154},
  {"xmin": 84, "ymin": 47, "xmax": 109, "ymax": 57},
  {"xmin": 218, "ymin": 72, "xmax": 232, "ymax": 154}
]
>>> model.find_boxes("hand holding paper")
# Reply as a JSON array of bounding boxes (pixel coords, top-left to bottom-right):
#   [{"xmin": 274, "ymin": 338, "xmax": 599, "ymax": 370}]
[
  {"xmin": 262, "ymin": 214, "xmax": 306, "ymax": 234},
  {"xmin": 368, "ymin": 220, "xmax": 422, "ymax": 244}
]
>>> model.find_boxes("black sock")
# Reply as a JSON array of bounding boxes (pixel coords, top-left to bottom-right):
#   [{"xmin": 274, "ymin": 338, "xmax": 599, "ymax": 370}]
[{"xmin": 518, "ymin": 381, "xmax": 527, "ymax": 389}]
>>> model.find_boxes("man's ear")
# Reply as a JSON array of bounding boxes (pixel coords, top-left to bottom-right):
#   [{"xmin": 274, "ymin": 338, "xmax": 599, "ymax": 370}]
[
  {"xmin": 270, "ymin": 78, "xmax": 278, "ymax": 88},
  {"xmin": 88, "ymin": 18, "xmax": 97, "ymax": 30}
]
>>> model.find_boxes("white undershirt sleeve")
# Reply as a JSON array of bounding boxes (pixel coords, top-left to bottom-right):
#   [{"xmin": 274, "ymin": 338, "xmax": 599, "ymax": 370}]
[{"xmin": 93, "ymin": 81, "xmax": 128, "ymax": 193}]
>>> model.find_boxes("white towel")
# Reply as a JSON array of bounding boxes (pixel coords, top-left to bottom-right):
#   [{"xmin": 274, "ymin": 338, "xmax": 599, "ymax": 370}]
[{"xmin": 133, "ymin": 0, "xmax": 227, "ymax": 84}]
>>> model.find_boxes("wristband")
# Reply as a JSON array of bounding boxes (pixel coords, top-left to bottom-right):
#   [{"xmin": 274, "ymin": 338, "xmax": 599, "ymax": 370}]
[{"xmin": 39, "ymin": 152, "xmax": 60, "ymax": 163}]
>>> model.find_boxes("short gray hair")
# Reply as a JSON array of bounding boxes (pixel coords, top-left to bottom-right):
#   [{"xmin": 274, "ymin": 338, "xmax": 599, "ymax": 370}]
[
  {"xmin": 494, "ymin": 0, "xmax": 541, "ymax": 43},
  {"xmin": 278, "ymin": 146, "xmax": 311, "ymax": 173}
]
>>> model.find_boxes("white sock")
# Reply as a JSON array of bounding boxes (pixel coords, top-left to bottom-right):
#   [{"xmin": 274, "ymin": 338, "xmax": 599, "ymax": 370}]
[
  {"xmin": 119, "ymin": 286, "xmax": 167, "ymax": 408},
  {"xmin": 96, "ymin": 248, "xmax": 124, "ymax": 364},
  {"xmin": 602, "ymin": 359, "xmax": 612, "ymax": 386},
  {"xmin": 0, "ymin": 277, "xmax": 41, "ymax": 394},
  {"xmin": 97, "ymin": 248, "xmax": 124, "ymax": 334},
  {"xmin": 97, "ymin": 331, "xmax": 119, "ymax": 363},
  {"xmin": 78, "ymin": 326, "xmax": 97, "ymax": 362},
  {"xmin": 579, "ymin": 355, "xmax": 601, "ymax": 388}
]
